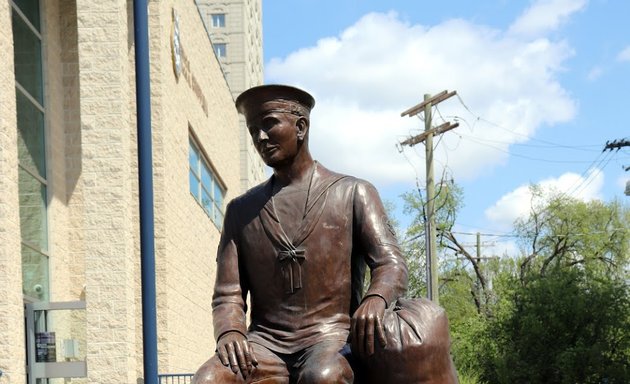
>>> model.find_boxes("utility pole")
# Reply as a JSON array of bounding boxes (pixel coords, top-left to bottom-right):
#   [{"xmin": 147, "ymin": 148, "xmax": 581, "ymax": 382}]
[
  {"xmin": 603, "ymin": 138, "xmax": 630, "ymax": 152},
  {"xmin": 400, "ymin": 90, "xmax": 458, "ymax": 304},
  {"xmin": 476, "ymin": 232, "xmax": 481, "ymax": 264},
  {"xmin": 603, "ymin": 138, "xmax": 630, "ymax": 195}
]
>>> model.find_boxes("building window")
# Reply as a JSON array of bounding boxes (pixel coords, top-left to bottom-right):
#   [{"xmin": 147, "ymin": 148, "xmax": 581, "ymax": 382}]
[
  {"xmin": 12, "ymin": 0, "xmax": 50, "ymax": 301},
  {"xmin": 211, "ymin": 13, "xmax": 225, "ymax": 28},
  {"xmin": 213, "ymin": 42, "xmax": 227, "ymax": 58},
  {"xmin": 189, "ymin": 137, "xmax": 225, "ymax": 229}
]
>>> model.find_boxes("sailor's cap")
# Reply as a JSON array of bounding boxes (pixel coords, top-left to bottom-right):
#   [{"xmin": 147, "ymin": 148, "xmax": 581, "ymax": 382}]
[{"xmin": 235, "ymin": 84, "xmax": 315, "ymax": 119}]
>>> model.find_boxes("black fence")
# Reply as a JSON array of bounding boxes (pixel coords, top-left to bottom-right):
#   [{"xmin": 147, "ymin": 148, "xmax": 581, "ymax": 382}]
[{"xmin": 158, "ymin": 373, "xmax": 194, "ymax": 384}]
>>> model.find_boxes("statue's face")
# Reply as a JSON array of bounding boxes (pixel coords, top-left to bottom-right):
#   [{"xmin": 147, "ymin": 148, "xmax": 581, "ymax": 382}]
[{"xmin": 246, "ymin": 107, "xmax": 304, "ymax": 168}]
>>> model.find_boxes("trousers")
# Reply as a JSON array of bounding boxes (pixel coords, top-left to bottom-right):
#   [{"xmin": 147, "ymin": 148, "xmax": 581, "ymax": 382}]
[{"xmin": 193, "ymin": 339, "xmax": 354, "ymax": 384}]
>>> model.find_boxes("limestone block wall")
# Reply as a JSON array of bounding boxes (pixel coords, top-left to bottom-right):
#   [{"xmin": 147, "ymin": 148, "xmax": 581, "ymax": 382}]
[
  {"xmin": 41, "ymin": 3, "xmax": 86, "ymax": 377},
  {"xmin": 1, "ymin": 0, "xmax": 242, "ymax": 381},
  {"xmin": 59, "ymin": 0, "xmax": 85, "ymax": 303},
  {"xmin": 147, "ymin": 1, "xmax": 242, "ymax": 373},
  {"xmin": 44, "ymin": 0, "xmax": 77, "ymax": 305},
  {"xmin": 0, "ymin": 1, "xmax": 25, "ymax": 382},
  {"xmin": 75, "ymin": 0, "xmax": 139, "ymax": 382}
]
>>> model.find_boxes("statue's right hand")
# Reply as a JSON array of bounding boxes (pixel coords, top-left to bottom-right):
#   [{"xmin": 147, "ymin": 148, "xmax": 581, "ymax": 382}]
[{"xmin": 216, "ymin": 331, "xmax": 258, "ymax": 378}]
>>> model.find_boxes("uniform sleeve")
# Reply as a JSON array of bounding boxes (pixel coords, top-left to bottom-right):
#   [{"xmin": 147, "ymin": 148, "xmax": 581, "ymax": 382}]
[
  {"xmin": 212, "ymin": 200, "xmax": 248, "ymax": 341},
  {"xmin": 353, "ymin": 181, "xmax": 408, "ymax": 307}
]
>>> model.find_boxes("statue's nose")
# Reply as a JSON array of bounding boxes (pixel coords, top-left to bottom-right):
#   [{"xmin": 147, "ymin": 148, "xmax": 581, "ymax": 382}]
[{"xmin": 256, "ymin": 129, "xmax": 269, "ymax": 143}]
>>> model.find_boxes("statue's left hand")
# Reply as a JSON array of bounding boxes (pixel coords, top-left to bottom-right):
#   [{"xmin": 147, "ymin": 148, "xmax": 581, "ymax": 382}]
[
  {"xmin": 351, "ymin": 295, "xmax": 387, "ymax": 359},
  {"xmin": 216, "ymin": 331, "xmax": 257, "ymax": 378}
]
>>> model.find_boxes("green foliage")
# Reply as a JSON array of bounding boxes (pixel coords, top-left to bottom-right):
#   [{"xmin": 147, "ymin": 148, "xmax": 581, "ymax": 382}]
[
  {"xmin": 481, "ymin": 195, "xmax": 629, "ymax": 383},
  {"xmin": 440, "ymin": 263, "xmax": 480, "ymax": 321},
  {"xmin": 401, "ymin": 180, "xmax": 464, "ymax": 236},
  {"xmin": 515, "ymin": 191, "xmax": 629, "ymax": 281},
  {"xmin": 449, "ymin": 313, "xmax": 489, "ymax": 373},
  {"xmin": 399, "ymin": 181, "xmax": 630, "ymax": 384},
  {"xmin": 456, "ymin": 368, "xmax": 487, "ymax": 384},
  {"xmin": 400, "ymin": 181, "xmax": 465, "ymax": 299},
  {"xmin": 487, "ymin": 267, "xmax": 630, "ymax": 383},
  {"xmin": 402, "ymin": 245, "xmax": 428, "ymax": 298}
]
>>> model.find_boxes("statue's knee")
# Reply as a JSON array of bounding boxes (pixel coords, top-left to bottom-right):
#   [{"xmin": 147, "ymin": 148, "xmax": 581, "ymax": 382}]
[
  {"xmin": 192, "ymin": 356, "xmax": 231, "ymax": 384},
  {"xmin": 298, "ymin": 363, "xmax": 353, "ymax": 384}
]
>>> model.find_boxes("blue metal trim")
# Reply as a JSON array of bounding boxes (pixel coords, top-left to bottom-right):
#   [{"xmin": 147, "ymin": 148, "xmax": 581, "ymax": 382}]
[{"xmin": 133, "ymin": 0, "xmax": 158, "ymax": 383}]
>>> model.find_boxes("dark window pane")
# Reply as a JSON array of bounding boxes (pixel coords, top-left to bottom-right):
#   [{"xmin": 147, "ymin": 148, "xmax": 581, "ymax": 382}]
[
  {"xmin": 12, "ymin": 10, "xmax": 43, "ymax": 104},
  {"xmin": 13, "ymin": 0, "xmax": 40, "ymax": 31},
  {"xmin": 18, "ymin": 167, "xmax": 48, "ymax": 250},
  {"xmin": 16, "ymin": 90, "xmax": 46, "ymax": 178},
  {"xmin": 21, "ymin": 244, "xmax": 49, "ymax": 301}
]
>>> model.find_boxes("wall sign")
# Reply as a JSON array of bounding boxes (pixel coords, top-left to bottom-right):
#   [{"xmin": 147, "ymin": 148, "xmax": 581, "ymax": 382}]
[{"xmin": 172, "ymin": 8, "xmax": 182, "ymax": 80}]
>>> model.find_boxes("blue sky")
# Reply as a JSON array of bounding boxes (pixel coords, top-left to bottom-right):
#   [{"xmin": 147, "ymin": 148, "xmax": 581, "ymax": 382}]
[{"xmin": 260, "ymin": 0, "xmax": 630, "ymax": 255}]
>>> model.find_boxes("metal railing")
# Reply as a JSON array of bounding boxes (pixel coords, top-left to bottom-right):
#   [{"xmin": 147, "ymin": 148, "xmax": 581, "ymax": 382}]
[{"xmin": 158, "ymin": 373, "xmax": 194, "ymax": 384}]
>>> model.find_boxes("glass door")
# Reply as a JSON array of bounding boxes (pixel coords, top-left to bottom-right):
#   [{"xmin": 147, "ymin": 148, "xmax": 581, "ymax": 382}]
[{"xmin": 25, "ymin": 301, "xmax": 87, "ymax": 384}]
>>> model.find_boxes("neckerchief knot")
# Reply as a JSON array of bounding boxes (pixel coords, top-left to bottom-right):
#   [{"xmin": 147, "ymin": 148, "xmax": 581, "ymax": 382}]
[{"xmin": 278, "ymin": 248, "xmax": 306, "ymax": 293}]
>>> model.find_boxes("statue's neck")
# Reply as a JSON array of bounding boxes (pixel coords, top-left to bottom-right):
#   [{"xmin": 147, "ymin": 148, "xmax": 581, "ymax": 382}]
[{"xmin": 272, "ymin": 154, "xmax": 315, "ymax": 189}]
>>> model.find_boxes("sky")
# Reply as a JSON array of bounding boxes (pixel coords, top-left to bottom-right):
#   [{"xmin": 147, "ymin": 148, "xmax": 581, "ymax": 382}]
[{"xmin": 260, "ymin": 0, "xmax": 630, "ymax": 257}]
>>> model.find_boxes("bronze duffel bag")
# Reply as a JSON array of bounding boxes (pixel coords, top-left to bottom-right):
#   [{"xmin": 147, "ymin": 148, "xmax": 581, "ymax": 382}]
[{"xmin": 359, "ymin": 297, "xmax": 459, "ymax": 384}]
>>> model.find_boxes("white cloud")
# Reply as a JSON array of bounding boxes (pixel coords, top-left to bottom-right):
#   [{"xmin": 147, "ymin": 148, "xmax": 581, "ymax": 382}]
[
  {"xmin": 266, "ymin": 11, "xmax": 577, "ymax": 185},
  {"xmin": 489, "ymin": 239, "xmax": 521, "ymax": 259},
  {"xmin": 617, "ymin": 45, "xmax": 630, "ymax": 62},
  {"xmin": 508, "ymin": 0, "xmax": 588, "ymax": 38},
  {"xmin": 586, "ymin": 66, "xmax": 603, "ymax": 81},
  {"xmin": 484, "ymin": 170, "xmax": 604, "ymax": 230}
]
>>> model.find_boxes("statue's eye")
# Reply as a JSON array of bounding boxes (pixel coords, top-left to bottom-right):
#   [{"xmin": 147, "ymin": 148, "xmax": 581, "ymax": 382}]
[
  {"xmin": 247, "ymin": 125, "xmax": 259, "ymax": 136},
  {"xmin": 261, "ymin": 117, "xmax": 280, "ymax": 131}
]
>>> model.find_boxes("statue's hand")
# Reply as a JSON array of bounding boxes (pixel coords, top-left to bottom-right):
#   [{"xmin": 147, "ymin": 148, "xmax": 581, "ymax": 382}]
[
  {"xmin": 351, "ymin": 295, "xmax": 387, "ymax": 360},
  {"xmin": 216, "ymin": 331, "xmax": 258, "ymax": 378}
]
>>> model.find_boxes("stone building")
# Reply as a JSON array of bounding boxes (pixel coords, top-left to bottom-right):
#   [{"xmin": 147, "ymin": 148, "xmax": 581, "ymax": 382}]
[
  {"xmin": 0, "ymin": 0, "xmax": 248, "ymax": 382},
  {"xmin": 196, "ymin": 0, "xmax": 266, "ymax": 191}
]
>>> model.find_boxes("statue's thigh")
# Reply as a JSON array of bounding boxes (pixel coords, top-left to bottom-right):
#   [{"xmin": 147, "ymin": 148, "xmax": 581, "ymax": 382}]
[
  {"xmin": 193, "ymin": 343, "xmax": 290, "ymax": 384},
  {"xmin": 294, "ymin": 340, "xmax": 354, "ymax": 384}
]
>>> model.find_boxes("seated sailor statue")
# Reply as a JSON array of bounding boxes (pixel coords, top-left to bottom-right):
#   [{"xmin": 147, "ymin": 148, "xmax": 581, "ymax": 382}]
[{"xmin": 193, "ymin": 84, "xmax": 457, "ymax": 384}]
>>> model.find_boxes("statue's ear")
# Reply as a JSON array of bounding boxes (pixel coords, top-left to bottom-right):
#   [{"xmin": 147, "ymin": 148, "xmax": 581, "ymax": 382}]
[{"xmin": 296, "ymin": 116, "xmax": 309, "ymax": 141}]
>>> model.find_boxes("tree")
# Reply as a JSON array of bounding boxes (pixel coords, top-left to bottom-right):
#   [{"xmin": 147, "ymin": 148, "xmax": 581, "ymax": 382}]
[
  {"xmin": 401, "ymin": 179, "xmax": 494, "ymax": 313},
  {"xmin": 401, "ymin": 179, "xmax": 494, "ymax": 381},
  {"xmin": 515, "ymin": 186, "xmax": 629, "ymax": 284},
  {"xmin": 481, "ymin": 191, "xmax": 630, "ymax": 383},
  {"xmin": 401, "ymin": 178, "xmax": 466, "ymax": 298},
  {"xmin": 489, "ymin": 267, "xmax": 629, "ymax": 383},
  {"xmin": 399, "ymin": 182, "xmax": 630, "ymax": 383}
]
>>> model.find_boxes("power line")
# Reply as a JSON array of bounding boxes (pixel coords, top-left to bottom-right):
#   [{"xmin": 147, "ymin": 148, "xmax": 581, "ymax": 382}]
[
  {"xmin": 455, "ymin": 130, "xmax": 600, "ymax": 152},
  {"xmin": 454, "ymin": 94, "xmax": 596, "ymax": 151},
  {"xmin": 450, "ymin": 228, "xmax": 628, "ymax": 238},
  {"xmin": 564, "ymin": 151, "xmax": 613, "ymax": 198},
  {"xmin": 451, "ymin": 230, "xmax": 517, "ymax": 238},
  {"xmin": 443, "ymin": 93, "xmax": 623, "ymax": 201},
  {"xmin": 459, "ymin": 134, "xmax": 622, "ymax": 163},
  {"xmin": 569, "ymin": 157, "xmax": 613, "ymax": 198}
]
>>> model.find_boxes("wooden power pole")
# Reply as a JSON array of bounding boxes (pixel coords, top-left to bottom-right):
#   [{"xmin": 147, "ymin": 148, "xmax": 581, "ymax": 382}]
[
  {"xmin": 603, "ymin": 138, "xmax": 630, "ymax": 195},
  {"xmin": 400, "ymin": 90, "xmax": 458, "ymax": 304}
]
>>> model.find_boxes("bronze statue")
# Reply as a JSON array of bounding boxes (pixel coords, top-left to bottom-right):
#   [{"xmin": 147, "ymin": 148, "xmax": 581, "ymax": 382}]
[{"xmin": 193, "ymin": 85, "xmax": 457, "ymax": 384}]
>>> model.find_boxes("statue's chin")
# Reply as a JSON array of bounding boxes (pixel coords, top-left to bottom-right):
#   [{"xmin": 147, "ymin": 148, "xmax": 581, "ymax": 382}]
[{"xmin": 262, "ymin": 155, "xmax": 292, "ymax": 169}]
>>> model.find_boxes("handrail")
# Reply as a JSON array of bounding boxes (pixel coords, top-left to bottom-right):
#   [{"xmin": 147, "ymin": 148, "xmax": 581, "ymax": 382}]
[{"xmin": 158, "ymin": 373, "xmax": 195, "ymax": 383}]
